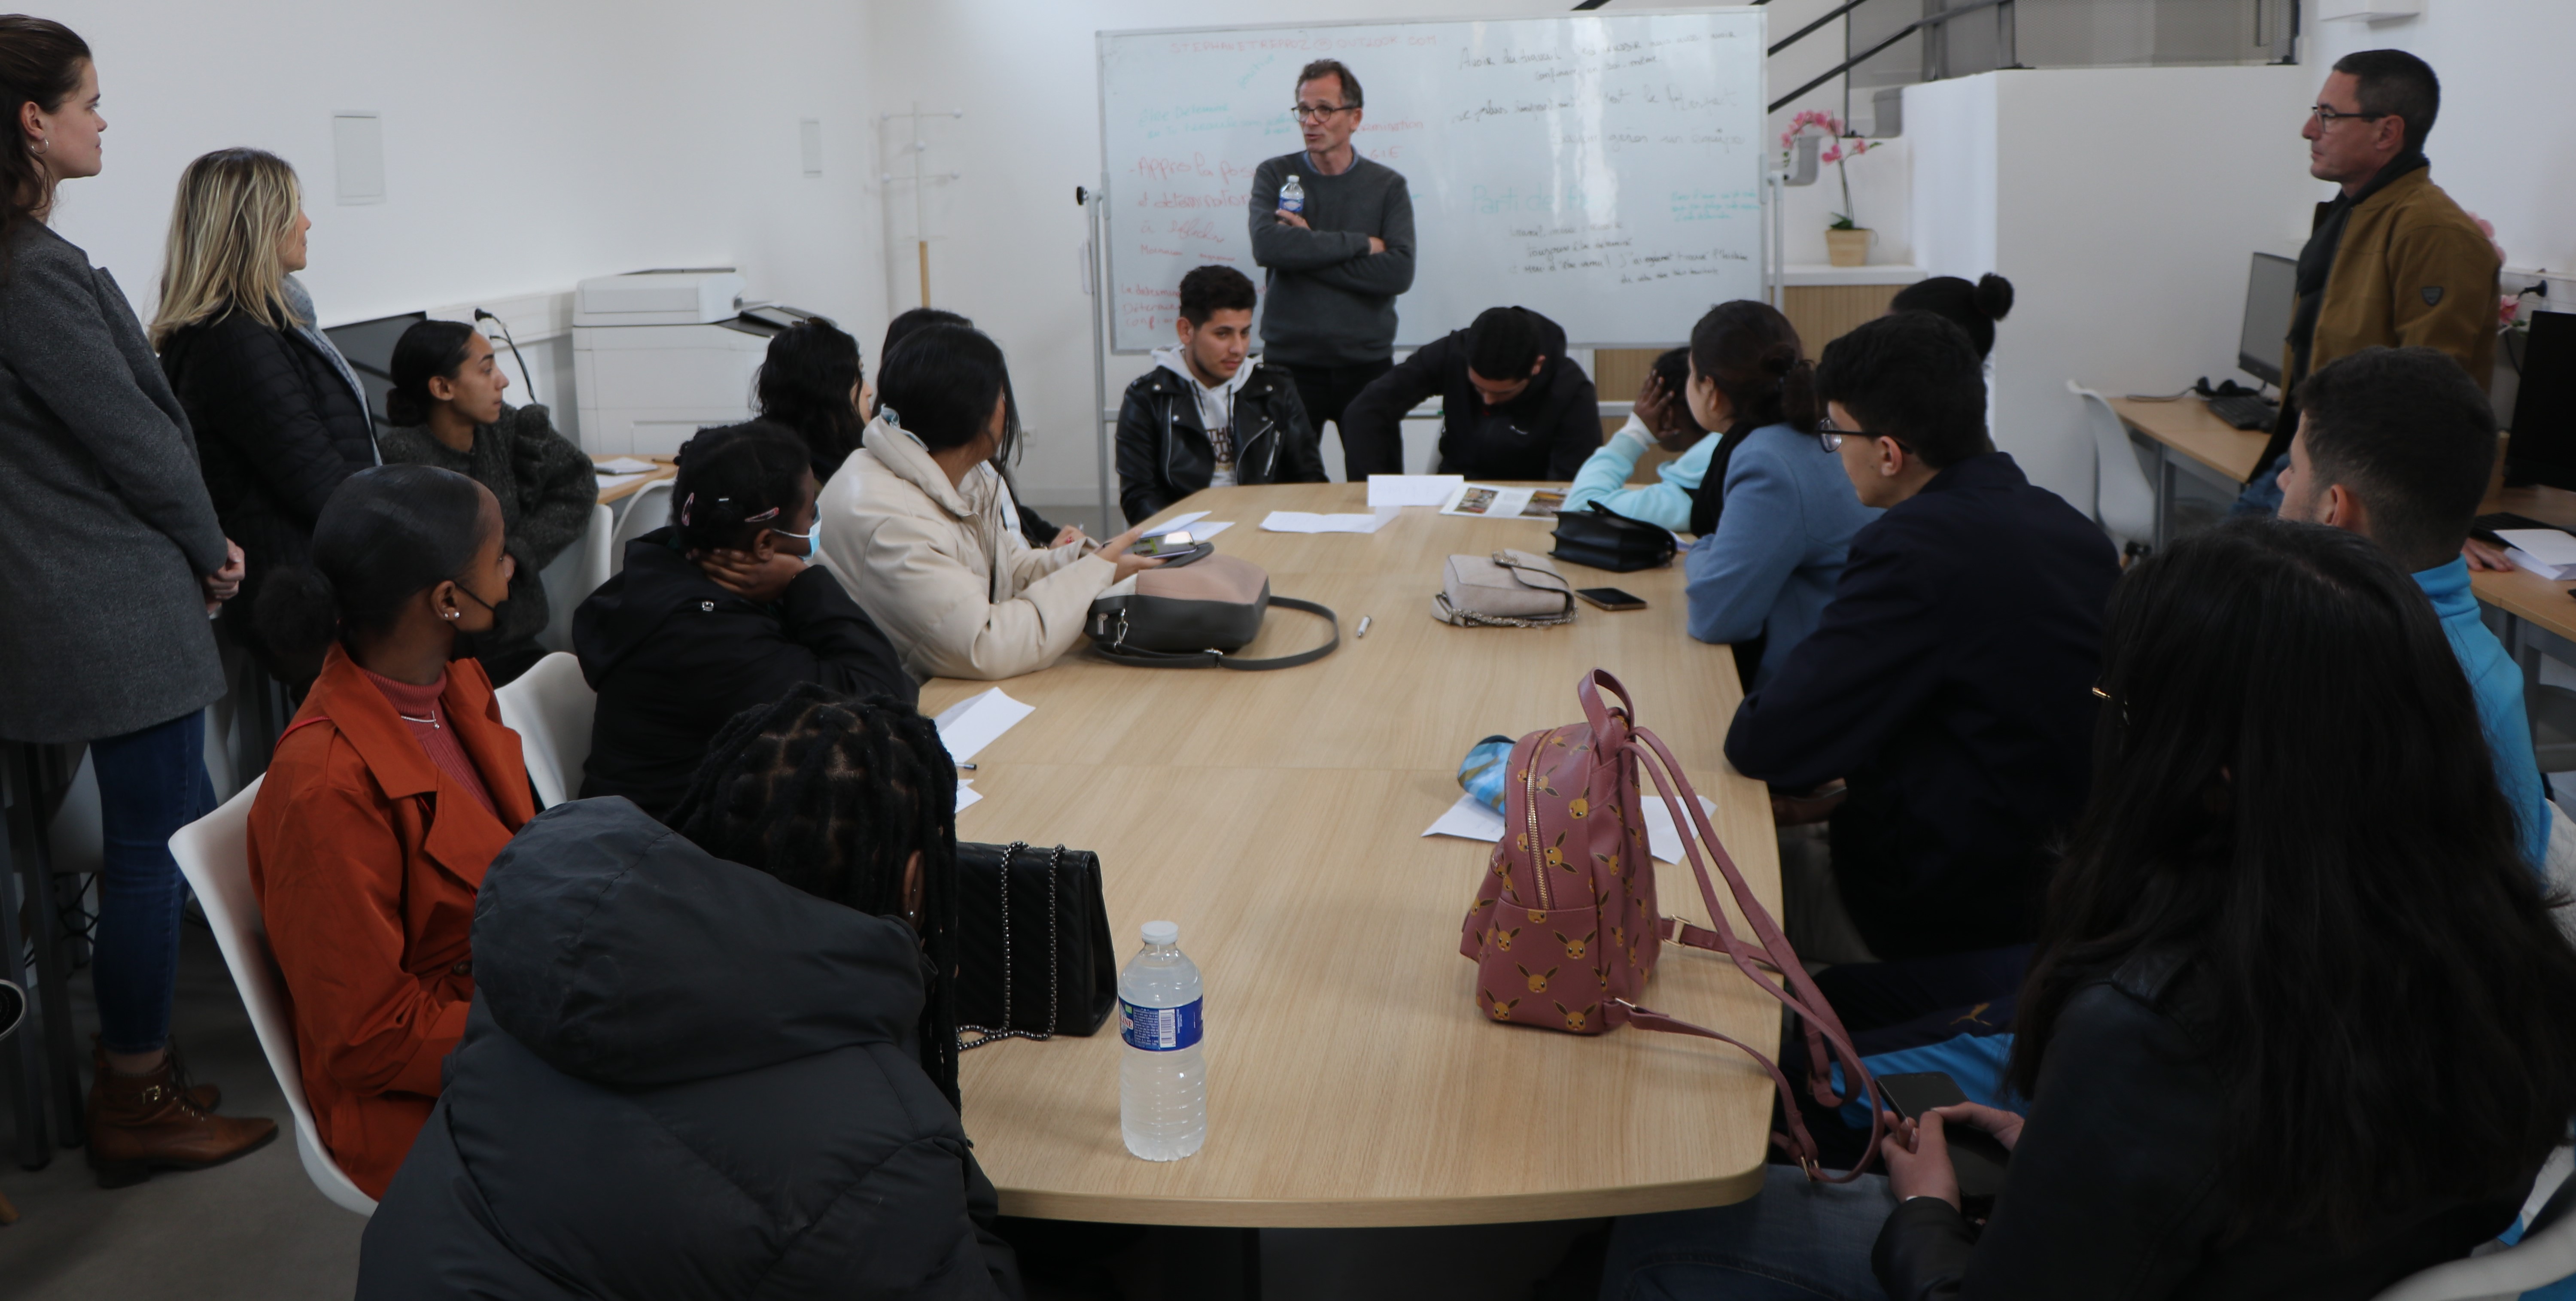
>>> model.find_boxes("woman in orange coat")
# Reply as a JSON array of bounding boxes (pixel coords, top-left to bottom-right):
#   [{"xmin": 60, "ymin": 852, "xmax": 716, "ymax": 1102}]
[{"xmin": 248, "ymin": 463, "xmax": 530, "ymax": 1198}]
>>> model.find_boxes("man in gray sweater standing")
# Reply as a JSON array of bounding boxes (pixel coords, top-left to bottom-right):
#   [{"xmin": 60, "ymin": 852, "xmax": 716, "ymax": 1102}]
[{"xmin": 1250, "ymin": 58, "xmax": 1416, "ymax": 476}]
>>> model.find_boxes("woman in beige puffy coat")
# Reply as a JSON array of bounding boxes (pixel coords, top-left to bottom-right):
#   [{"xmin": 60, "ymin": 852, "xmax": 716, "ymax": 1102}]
[{"xmin": 816, "ymin": 323, "xmax": 1164, "ymax": 681}]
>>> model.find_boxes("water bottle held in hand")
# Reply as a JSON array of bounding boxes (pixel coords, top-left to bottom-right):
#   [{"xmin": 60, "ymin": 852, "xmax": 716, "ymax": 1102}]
[
  {"xmin": 1119, "ymin": 920, "xmax": 1206, "ymax": 1161},
  {"xmin": 1278, "ymin": 173, "xmax": 1305, "ymax": 217}
]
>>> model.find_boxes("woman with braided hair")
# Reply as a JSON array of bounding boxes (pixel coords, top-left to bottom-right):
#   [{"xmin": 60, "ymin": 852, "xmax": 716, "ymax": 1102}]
[
  {"xmin": 357, "ymin": 684, "xmax": 1020, "ymax": 1300},
  {"xmin": 573, "ymin": 419, "xmax": 913, "ymax": 818}
]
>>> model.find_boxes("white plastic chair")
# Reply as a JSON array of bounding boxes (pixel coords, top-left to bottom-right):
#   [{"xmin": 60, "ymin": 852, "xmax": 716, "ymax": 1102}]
[
  {"xmin": 2071, "ymin": 381, "xmax": 2157, "ymax": 555},
  {"xmin": 494, "ymin": 651, "xmax": 596, "ymax": 808},
  {"xmin": 2372, "ymin": 1144, "xmax": 2576, "ymax": 1299},
  {"xmin": 536, "ymin": 502, "xmax": 614, "ymax": 654},
  {"xmin": 607, "ymin": 478, "xmax": 675, "ymax": 576},
  {"xmin": 166, "ymin": 778, "xmax": 377, "ymax": 1216}
]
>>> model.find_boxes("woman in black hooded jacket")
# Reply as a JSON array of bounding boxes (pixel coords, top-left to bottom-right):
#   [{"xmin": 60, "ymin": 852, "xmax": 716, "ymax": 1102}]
[
  {"xmin": 357, "ymin": 686, "xmax": 1019, "ymax": 1300},
  {"xmin": 572, "ymin": 420, "xmax": 912, "ymax": 817}
]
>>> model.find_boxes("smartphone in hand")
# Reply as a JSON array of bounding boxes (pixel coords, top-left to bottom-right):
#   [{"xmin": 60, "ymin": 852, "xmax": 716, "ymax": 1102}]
[{"xmin": 1878, "ymin": 1072, "xmax": 2012, "ymax": 1200}]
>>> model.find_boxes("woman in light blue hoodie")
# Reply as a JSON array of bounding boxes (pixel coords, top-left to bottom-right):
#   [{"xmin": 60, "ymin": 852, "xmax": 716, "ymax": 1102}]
[
  {"xmin": 1677, "ymin": 300, "xmax": 1880, "ymax": 690},
  {"xmin": 1562, "ymin": 347, "xmax": 1708, "ymax": 530}
]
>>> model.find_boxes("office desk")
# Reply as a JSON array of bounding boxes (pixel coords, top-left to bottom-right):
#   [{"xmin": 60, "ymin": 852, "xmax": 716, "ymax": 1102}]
[
  {"xmin": 591, "ymin": 453, "xmax": 675, "ymax": 504},
  {"xmin": 2111, "ymin": 397, "xmax": 2272, "ymax": 547},
  {"xmin": 2473, "ymin": 487, "xmax": 2576, "ymax": 736},
  {"xmin": 918, "ymin": 483, "xmax": 1782, "ymax": 1228}
]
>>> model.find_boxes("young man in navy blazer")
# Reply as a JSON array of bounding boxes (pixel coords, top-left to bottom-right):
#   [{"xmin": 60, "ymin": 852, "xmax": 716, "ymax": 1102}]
[{"xmin": 1725, "ymin": 312, "xmax": 2120, "ymax": 1021}]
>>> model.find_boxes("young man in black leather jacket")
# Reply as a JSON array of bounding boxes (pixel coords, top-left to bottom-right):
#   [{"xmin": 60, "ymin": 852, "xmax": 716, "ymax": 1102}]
[{"xmin": 1114, "ymin": 264, "xmax": 1326, "ymax": 526}]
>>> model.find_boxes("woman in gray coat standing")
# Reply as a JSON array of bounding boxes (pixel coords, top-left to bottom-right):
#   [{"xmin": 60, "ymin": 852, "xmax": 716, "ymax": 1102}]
[{"xmin": 0, "ymin": 17, "xmax": 277, "ymax": 1182}]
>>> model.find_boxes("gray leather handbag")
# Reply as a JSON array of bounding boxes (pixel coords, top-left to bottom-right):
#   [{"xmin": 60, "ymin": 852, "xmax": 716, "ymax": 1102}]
[{"xmin": 1085, "ymin": 553, "xmax": 1339, "ymax": 670}]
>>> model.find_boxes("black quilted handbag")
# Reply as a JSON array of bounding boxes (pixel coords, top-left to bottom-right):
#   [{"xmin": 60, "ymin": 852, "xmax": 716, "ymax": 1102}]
[{"xmin": 953, "ymin": 841, "xmax": 1117, "ymax": 1047}]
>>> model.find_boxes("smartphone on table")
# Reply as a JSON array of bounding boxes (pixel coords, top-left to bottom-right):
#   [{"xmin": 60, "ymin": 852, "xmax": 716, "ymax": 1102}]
[
  {"xmin": 1575, "ymin": 587, "xmax": 1647, "ymax": 611},
  {"xmin": 1876, "ymin": 1071, "xmax": 2012, "ymax": 1200}
]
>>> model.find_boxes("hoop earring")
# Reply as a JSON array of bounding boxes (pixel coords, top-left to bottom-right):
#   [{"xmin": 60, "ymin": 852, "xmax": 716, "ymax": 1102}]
[{"xmin": 32, "ymin": 137, "xmax": 47, "ymax": 155}]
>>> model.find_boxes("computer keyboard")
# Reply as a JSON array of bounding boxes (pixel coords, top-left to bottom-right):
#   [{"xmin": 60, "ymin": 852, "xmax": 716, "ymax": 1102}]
[{"xmin": 2205, "ymin": 392, "xmax": 2280, "ymax": 431}]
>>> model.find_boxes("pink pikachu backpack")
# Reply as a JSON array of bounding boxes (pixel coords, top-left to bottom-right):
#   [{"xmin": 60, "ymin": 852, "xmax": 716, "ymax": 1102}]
[{"xmin": 1457, "ymin": 669, "xmax": 1883, "ymax": 1177}]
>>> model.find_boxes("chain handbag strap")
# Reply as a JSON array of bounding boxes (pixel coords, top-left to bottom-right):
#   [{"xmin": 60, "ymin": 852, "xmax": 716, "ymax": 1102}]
[{"xmin": 958, "ymin": 842, "xmax": 1066, "ymax": 1051}]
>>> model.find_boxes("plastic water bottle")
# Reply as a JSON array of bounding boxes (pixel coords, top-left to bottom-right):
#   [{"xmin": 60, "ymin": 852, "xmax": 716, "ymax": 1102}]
[
  {"xmin": 1277, "ymin": 173, "xmax": 1305, "ymax": 217},
  {"xmin": 1119, "ymin": 920, "xmax": 1206, "ymax": 1161}
]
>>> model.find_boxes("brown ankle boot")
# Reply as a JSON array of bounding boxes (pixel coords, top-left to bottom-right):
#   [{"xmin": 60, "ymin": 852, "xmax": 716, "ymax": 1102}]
[
  {"xmin": 94, "ymin": 1035, "xmax": 219, "ymax": 1110},
  {"xmin": 87, "ymin": 1047, "xmax": 277, "ymax": 1189}
]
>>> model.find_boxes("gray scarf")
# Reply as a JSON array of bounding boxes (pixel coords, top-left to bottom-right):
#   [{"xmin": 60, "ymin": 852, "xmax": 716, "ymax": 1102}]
[{"xmin": 283, "ymin": 274, "xmax": 379, "ymax": 464}]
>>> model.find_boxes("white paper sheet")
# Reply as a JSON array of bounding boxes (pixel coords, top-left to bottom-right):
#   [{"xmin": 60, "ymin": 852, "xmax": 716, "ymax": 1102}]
[
  {"xmin": 593, "ymin": 456, "xmax": 661, "ymax": 474},
  {"xmin": 2500, "ymin": 528, "xmax": 2576, "ymax": 578},
  {"xmin": 932, "ymin": 687, "xmax": 1034, "ymax": 764},
  {"xmin": 1261, "ymin": 508, "xmax": 1400, "ymax": 535},
  {"xmin": 596, "ymin": 471, "xmax": 653, "ymax": 491},
  {"xmin": 1642, "ymin": 795, "xmax": 1721, "ymax": 863},
  {"xmin": 1184, "ymin": 521, "xmax": 1233, "ymax": 541},
  {"xmin": 955, "ymin": 780, "xmax": 982, "ymax": 813},
  {"xmin": 1421, "ymin": 792, "xmax": 1506, "ymax": 842},
  {"xmin": 1142, "ymin": 511, "xmax": 1210, "ymax": 539},
  {"xmin": 1368, "ymin": 474, "xmax": 1465, "ymax": 508}
]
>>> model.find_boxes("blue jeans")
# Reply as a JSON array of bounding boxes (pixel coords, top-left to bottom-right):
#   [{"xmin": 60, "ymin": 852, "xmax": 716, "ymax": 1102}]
[
  {"xmin": 2231, "ymin": 453, "xmax": 2288, "ymax": 516},
  {"xmin": 1603, "ymin": 1166, "xmax": 1897, "ymax": 1301},
  {"xmin": 87, "ymin": 710, "xmax": 216, "ymax": 1054}
]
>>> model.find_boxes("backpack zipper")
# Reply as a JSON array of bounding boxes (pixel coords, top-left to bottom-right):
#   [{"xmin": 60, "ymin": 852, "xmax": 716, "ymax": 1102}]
[{"xmin": 1525, "ymin": 728, "xmax": 1558, "ymax": 911}]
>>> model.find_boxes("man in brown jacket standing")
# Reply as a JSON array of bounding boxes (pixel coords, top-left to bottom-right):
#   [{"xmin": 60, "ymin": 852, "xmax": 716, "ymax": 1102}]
[{"xmin": 2238, "ymin": 49, "xmax": 2499, "ymax": 514}]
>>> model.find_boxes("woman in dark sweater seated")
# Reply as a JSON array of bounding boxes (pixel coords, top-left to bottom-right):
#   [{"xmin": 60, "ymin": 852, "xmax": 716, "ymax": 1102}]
[
  {"xmin": 375, "ymin": 320, "xmax": 592, "ymax": 684},
  {"xmin": 356, "ymin": 687, "xmax": 1020, "ymax": 1299},
  {"xmin": 1604, "ymin": 519, "xmax": 2576, "ymax": 1300},
  {"xmin": 573, "ymin": 420, "xmax": 912, "ymax": 818}
]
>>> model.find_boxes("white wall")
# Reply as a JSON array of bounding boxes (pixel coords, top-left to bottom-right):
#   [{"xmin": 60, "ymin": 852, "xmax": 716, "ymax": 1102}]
[
  {"xmin": 1908, "ymin": 66, "xmax": 2317, "ymax": 502},
  {"xmin": 864, "ymin": 0, "xmax": 1902, "ymax": 514},
  {"xmin": 43, "ymin": 0, "xmax": 886, "ymax": 443},
  {"xmin": 2300, "ymin": 0, "xmax": 2576, "ymax": 304}
]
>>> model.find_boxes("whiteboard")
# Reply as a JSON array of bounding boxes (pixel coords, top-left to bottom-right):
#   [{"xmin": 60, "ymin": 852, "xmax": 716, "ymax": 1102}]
[{"xmin": 1097, "ymin": 10, "xmax": 1766, "ymax": 354}]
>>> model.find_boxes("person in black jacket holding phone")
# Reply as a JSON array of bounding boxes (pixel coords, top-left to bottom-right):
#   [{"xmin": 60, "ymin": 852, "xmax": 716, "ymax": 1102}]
[
  {"xmin": 1115, "ymin": 264, "xmax": 1324, "ymax": 524},
  {"xmin": 573, "ymin": 421, "xmax": 912, "ymax": 818},
  {"xmin": 1337, "ymin": 305, "xmax": 1599, "ymax": 481},
  {"xmin": 358, "ymin": 689, "xmax": 1021, "ymax": 1299},
  {"xmin": 154, "ymin": 148, "xmax": 377, "ymax": 684},
  {"xmin": 1603, "ymin": 520, "xmax": 2576, "ymax": 1300}
]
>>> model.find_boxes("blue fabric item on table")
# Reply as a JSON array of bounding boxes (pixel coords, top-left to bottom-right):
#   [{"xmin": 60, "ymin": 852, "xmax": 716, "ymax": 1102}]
[{"xmin": 1459, "ymin": 735, "xmax": 1514, "ymax": 812}]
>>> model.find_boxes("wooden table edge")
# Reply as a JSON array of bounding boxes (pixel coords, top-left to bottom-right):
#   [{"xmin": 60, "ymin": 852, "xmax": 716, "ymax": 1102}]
[
  {"xmin": 992, "ymin": 1163, "xmax": 1770, "ymax": 1228},
  {"xmin": 2111, "ymin": 402, "xmax": 2264, "ymax": 487}
]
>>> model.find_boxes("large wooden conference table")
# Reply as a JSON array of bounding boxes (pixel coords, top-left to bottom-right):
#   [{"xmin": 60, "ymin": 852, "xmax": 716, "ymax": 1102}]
[{"xmin": 916, "ymin": 482, "xmax": 1783, "ymax": 1228}]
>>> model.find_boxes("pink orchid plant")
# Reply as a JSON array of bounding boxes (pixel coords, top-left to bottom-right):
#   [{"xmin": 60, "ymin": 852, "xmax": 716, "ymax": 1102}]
[{"xmin": 1782, "ymin": 109, "xmax": 1876, "ymax": 230}]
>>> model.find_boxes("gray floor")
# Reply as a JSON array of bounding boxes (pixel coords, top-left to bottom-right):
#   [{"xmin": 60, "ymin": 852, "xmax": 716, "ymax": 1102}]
[
  {"xmin": 1, "ymin": 925, "xmax": 1603, "ymax": 1300},
  {"xmin": 0, "ymin": 926, "xmax": 365, "ymax": 1300}
]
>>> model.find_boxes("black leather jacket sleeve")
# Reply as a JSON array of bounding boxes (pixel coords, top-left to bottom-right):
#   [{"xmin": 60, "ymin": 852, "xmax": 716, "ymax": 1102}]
[
  {"xmin": 1338, "ymin": 339, "xmax": 1448, "ymax": 479},
  {"xmin": 1872, "ymin": 976, "xmax": 2229, "ymax": 1299},
  {"xmin": 1113, "ymin": 380, "xmax": 1174, "ymax": 526}
]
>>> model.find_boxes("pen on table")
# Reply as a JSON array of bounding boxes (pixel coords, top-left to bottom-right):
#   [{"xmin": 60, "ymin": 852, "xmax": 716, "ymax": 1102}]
[
  {"xmin": 1356, "ymin": 615, "xmax": 1373, "ymax": 638},
  {"xmin": 956, "ymin": 762, "xmax": 977, "ymax": 771}
]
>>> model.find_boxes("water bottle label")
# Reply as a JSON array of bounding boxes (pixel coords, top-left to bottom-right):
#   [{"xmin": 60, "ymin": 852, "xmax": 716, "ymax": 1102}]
[{"xmin": 1120, "ymin": 997, "xmax": 1203, "ymax": 1051}]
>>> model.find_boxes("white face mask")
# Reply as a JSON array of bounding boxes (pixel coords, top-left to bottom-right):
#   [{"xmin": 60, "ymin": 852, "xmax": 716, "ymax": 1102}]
[{"xmin": 772, "ymin": 521, "xmax": 819, "ymax": 555}]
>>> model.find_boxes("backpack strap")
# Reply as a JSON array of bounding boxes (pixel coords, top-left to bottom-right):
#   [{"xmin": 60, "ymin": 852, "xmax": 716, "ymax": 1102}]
[
  {"xmin": 1089, "ymin": 597, "xmax": 1340, "ymax": 671},
  {"xmin": 1618, "ymin": 715, "xmax": 1887, "ymax": 1183}
]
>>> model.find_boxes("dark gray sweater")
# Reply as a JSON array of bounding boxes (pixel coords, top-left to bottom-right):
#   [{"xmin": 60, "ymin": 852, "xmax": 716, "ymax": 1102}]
[
  {"xmin": 1247, "ymin": 152, "xmax": 1416, "ymax": 366},
  {"xmin": 377, "ymin": 403, "xmax": 593, "ymax": 653}
]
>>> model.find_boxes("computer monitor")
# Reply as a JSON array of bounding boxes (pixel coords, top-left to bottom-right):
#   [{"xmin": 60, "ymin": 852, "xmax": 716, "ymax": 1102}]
[
  {"xmin": 322, "ymin": 311, "xmax": 426, "ymax": 427},
  {"xmin": 2506, "ymin": 310, "xmax": 2576, "ymax": 490},
  {"xmin": 2237, "ymin": 252, "xmax": 2299, "ymax": 389}
]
